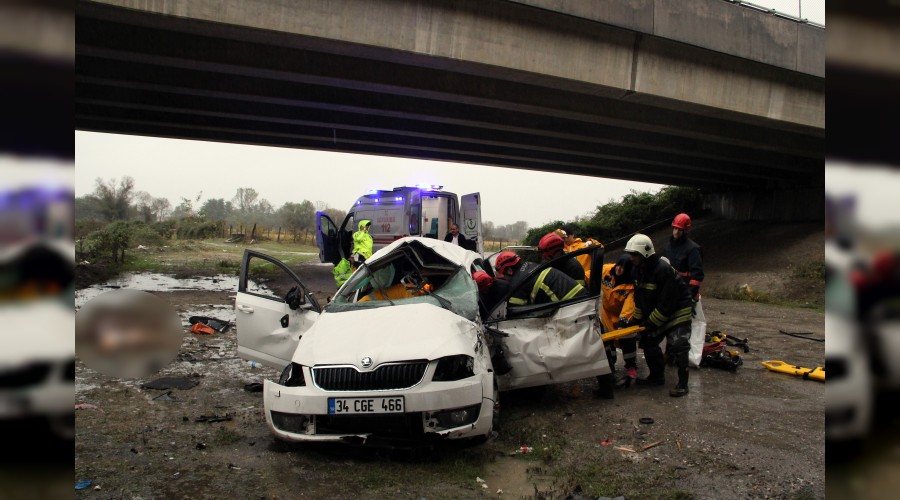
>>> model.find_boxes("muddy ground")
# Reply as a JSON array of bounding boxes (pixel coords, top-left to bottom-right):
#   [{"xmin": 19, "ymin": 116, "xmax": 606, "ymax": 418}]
[{"xmin": 74, "ymin": 260, "xmax": 824, "ymax": 499}]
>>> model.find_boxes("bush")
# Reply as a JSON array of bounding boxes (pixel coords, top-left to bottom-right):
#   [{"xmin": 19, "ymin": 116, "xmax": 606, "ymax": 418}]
[
  {"xmin": 523, "ymin": 186, "xmax": 703, "ymax": 246},
  {"xmin": 174, "ymin": 217, "xmax": 220, "ymax": 239}
]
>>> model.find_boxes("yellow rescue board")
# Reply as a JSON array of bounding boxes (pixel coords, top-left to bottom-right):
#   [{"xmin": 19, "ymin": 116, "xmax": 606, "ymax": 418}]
[
  {"xmin": 761, "ymin": 360, "xmax": 825, "ymax": 382},
  {"xmin": 600, "ymin": 325, "xmax": 645, "ymax": 343}
]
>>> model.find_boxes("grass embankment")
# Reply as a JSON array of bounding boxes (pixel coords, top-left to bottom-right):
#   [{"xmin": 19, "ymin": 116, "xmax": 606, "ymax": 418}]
[{"xmin": 119, "ymin": 239, "xmax": 321, "ymax": 276}]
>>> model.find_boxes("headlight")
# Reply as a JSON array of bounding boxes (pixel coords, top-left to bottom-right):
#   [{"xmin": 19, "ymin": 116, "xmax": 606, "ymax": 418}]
[
  {"xmin": 432, "ymin": 355, "xmax": 475, "ymax": 381},
  {"xmin": 278, "ymin": 363, "xmax": 306, "ymax": 386}
]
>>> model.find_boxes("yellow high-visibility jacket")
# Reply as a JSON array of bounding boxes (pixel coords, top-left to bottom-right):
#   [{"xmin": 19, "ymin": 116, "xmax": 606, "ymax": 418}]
[
  {"xmin": 564, "ymin": 237, "xmax": 603, "ymax": 283},
  {"xmin": 599, "ymin": 263, "xmax": 635, "ymax": 332}
]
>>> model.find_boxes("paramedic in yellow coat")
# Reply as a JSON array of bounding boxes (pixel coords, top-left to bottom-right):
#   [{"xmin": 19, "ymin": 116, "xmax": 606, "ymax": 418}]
[
  {"xmin": 600, "ymin": 255, "xmax": 639, "ymax": 388},
  {"xmin": 561, "ymin": 224, "xmax": 603, "ymax": 283}
]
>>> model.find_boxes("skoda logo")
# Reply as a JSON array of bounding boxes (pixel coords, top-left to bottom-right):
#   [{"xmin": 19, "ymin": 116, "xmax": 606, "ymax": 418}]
[{"xmin": 361, "ymin": 357, "xmax": 373, "ymax": 368}]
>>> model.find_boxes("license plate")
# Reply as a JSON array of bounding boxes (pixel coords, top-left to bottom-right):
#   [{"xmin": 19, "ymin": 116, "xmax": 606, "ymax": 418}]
[{"xmin": 328, "ymin": 397, "xmax": 404, "ymax": 415}]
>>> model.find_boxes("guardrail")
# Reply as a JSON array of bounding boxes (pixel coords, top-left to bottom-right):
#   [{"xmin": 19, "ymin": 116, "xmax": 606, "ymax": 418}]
[{"xmin": 722, "ymin": 0, "xmax": 825, "ymax": 29}]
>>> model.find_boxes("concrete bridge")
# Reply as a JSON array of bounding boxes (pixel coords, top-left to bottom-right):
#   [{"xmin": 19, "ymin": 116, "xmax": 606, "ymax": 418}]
[{"xmin": 75, "ymin": 0, "xmax": 825, "ymax": 218}]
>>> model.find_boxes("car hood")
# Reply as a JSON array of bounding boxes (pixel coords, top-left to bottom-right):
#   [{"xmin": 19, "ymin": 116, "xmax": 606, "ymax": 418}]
[
  {"xmin": 0, "ymin": 301, "xmax": 73, "ymax": 366},
  {"xmin": 293, "ymin": 303, "xmax": 478, "ymax": 368}
]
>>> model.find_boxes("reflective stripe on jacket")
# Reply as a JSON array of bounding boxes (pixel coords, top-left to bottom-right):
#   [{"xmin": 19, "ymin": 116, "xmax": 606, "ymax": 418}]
[
  {"xmin": 632, "ymin": 255, "xmax": 693, "ymax": 333},
  {"xmin": 508, "ymin": 262, "xmax": 585, "ymax": 305}
]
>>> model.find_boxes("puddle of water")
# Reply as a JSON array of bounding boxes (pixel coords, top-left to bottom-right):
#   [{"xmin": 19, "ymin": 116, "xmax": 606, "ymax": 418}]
[
  {"xmin": 75, "ymin": 273, "xmax": 239, "ymax": 308},
  {"xmin": 480, "ymin": 456, "xmax": 555, "ymax": 499}
]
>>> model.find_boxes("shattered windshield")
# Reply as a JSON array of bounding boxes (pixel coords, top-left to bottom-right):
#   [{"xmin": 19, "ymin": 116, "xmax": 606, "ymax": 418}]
[{"xmin": 326, "ymin": 243, "xmax": 478, "ymax": 321}]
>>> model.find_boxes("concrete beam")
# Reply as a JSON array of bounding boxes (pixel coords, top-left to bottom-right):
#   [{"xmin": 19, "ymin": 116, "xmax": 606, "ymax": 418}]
[
  {"xmin": 85, "ymin": 0, "xmax": 823, "ymax": 130},
  {"xmin": 508, "ymin": 0, "xmax": 824, "ymax": 77}
]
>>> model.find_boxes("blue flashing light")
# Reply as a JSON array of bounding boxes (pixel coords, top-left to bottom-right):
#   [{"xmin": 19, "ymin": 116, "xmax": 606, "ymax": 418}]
[
  {"xmin": 356, "ymin": 201, "xmax": 361, "ymax": 205},
  {"xmin": 374, "ymin": 198, "xmax": 379, "ymax": 203},
  {"xmin": 414, "ymin": 183, "xmax": 443, "ymax": 191},
  {"xmin": 395, "ymin": 196, "xmax": 403, "ymax": 202}
]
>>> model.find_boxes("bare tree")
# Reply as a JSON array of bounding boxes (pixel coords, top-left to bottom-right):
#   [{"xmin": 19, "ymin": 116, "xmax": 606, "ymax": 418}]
[{"xmin": 93, "ymin": 176, "xmax": 136, "ymax": 221}]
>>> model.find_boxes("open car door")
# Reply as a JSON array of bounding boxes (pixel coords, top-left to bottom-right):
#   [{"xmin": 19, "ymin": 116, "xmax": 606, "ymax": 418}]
[
  {"xmin": 460, "ymin": 193, "xmax": 483, "ymax": 255},
  {"xmin": 236, "ymin": 250, "xmax": 322, "ymax": 369},
  {"xmin": 485, "ymin": 246, "xmax": 609, "ymax": 390},
  {"xmin": 316, "ymin": 211, "xmax": 341, "ymax": 264}
]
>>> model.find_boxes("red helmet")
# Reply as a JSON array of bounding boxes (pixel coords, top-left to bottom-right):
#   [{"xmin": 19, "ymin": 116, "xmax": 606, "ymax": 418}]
[
  {"xmin": 538, "ymin": 232, "xmax": 565, "ymax": 259},
  {"xmin": 472, "ymin": 271, "xmax": 493, "ymax": 294},
  {"xmin": 672, "ymin": 213, "xmax": 692, "ymax": 230},
  {"xmin": 494, "ymin": 251, "xmax": 521, "ymax": 276}
]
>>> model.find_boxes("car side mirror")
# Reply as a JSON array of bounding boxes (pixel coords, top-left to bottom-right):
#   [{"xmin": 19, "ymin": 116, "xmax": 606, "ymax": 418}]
[{"xmin": 285, "ymin": 286, "xmax": 305, "ymax": 310}]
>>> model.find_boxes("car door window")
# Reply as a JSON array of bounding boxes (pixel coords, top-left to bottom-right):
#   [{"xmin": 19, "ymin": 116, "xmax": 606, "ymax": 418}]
[{"xmin": 241, "ymin": 252, "xmax": 319, "ymax": 311}]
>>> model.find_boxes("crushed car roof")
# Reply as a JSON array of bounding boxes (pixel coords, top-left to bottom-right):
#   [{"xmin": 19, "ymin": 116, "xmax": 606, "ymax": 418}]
[{"xmin": 365, "ymin": 237, "xmax": 481, "ymax": 270}]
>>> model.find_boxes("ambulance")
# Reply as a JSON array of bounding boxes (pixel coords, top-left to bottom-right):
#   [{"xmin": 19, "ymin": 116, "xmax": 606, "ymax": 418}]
[{"xmin": 315, "ymin": 185, "xmax": 483, "ymax": 264}]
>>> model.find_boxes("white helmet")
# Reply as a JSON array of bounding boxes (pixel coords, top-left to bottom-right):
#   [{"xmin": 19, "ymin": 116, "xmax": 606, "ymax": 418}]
[{"xmin": 624, "ymin": 234, "xmax": 655, "ymax": 258}]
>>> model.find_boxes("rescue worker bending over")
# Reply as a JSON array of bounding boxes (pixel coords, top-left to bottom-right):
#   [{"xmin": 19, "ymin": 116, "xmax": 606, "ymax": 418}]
[
  {"xmin": 600, "ymin": 255, "xmax": 638, "ymax": 388},
  {"xmin": 474, "ymin": 271, "xmax": 502, "ymax": 319},
  {"xmin": 350, "ymin": 219, "xmax": 374, "ymax": 268},
  {"xmin": 538, "ymin": 232, "xmax": 585, "ymax": 286},
  {"xmin": 494, "ymin": 251, "xmax": 585, "ymax": 306},
  {"xmin": 561, "ymin": 224, "xmax": 603, "ymax": 284},
  {"xmin": 625, "ymin": 234, "xmax": 694, "ymax": 397}
]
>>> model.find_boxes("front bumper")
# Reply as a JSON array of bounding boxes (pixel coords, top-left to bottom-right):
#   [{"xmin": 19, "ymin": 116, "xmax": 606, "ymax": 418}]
[
  {"xmin": 262, "ymin": 375, "xmax": 492, "ymax": 443},
  {"xmin": 826, "ymin": 353, "xmax": 872, "ymax": 442}
]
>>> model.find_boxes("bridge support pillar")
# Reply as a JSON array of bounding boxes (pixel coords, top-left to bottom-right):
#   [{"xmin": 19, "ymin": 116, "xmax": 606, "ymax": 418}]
[{"xmin": 705, "ymin": 188, "xmax": 824, "ymax": 222}]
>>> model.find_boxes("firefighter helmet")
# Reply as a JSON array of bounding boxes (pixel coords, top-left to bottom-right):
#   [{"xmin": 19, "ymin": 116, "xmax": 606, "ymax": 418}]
[
  {"xmin": 494, "ymin": 251, "xmax": 521, "ymax": 276},
  {"xmin": 538, "ymin": 232, "xmax": 565, "ymax": 259},
  {"xmin": 624, "ymin": 234, "xmax": 655, "ymax": 258},
  {"xmin": 472, "ymin": 271, "xmax": 493, "ymax": 294},
  {"xmin": 672, "ymin": 213, "xmax": 692, "ymax": 230}
]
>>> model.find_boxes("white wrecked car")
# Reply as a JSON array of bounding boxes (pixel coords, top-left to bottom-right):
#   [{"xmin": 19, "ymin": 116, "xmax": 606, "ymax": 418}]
[{"xmin": 236, "ymin": 237, "xmax": 609, "ymax": 443}]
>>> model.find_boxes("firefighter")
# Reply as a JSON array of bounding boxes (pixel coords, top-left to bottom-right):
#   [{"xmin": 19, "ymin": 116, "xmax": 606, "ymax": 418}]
[
  {"xmin": 494, "ymin": 250, "xmax": 586, "ymax": 305},
  {"xmin": 538, "ymin": 232, "xmax": 586, "ymax": 286},
  {"xmin": 663, "ymin": 213, "xmax": 706, "ymax": 368},
  {"xmin": 494, "ymin": 251, "xmax": 615, "ymax": 397},
  {"xmin": 600, "ymin": 254, "xmax": 638, "ymax": 388},
  {"xmin": 625, "ymin": 234, "xmax": 693, "ymax": 397},
  {"xmin": 561, "ymin": 224, "xmax": 603, "ymax": 283},
  {"xmin": 350, "ymin": 219, "xmax": 374, "ymax": 267}
]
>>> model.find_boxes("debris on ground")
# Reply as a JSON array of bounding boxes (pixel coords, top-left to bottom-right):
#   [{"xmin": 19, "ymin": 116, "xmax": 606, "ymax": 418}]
[
  {"xmin": 190, "ymin": 322, "xmax": 217, "ymax": 335},
  {"xmin": 75, "ymin": 480, "xmax": 93, "ymax": 490},
  {"xmin": 615, "ymin": 441, "xmax": 663, "ymax": 453},
  {"xmin": 599, "ymin": 439, "xmax": 613, "ymax": 446},
  {"xmin": 152, "ymin": 391, "xmax": 180, "ymax": 402},
  {"xmin": 639, "ymin": 417, "xmax": 654, "ymax": 425},
  {"xmin": 195, "ymin": 413, "xmax": 232, "ymax": 423},
  {"xmin": 243, "ymin": 382, "xmax": 263, "ymax": 392},
  {"xmin": 195, "ymin": 442, "xmax": 206, "ymax": 450},
  {"xmin": 141, "ymin": 377, "xmax": 201, "ymax": 390},
  {"xmin": 188, "ymin": 316, "xmax": 231, "ymax": 333},
  {"xmin": 75, "ymin": 403, "xmax": 104, "ymax": 413},
  {"xmin": 227, "ymin": 463, "xmax": 241, "ymax": 470}
]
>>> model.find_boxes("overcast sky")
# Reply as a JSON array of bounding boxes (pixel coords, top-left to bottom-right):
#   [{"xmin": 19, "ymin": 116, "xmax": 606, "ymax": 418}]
[
  {"xmin": 74, "ymin": 0, "xmax": 824, "ymax": 227},
  {"xmin": 75, "ymin": 131, "xmax": 664, "ymax": 227}
]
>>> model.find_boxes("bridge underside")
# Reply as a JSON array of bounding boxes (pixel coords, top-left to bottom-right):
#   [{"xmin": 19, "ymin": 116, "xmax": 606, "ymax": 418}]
[{"xmin": 76, "ymin": 2, "xmax": 823, "ymax": 190}]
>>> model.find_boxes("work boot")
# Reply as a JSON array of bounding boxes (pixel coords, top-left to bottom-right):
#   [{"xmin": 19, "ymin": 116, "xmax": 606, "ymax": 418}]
[
  {"xmin": 669, "ymin": 384, "xmax": 689, "ymax": 397},
  {"xmin": 670, "ymin": 369, "xmax": 689, "ymax": 397},
  {"xmin": 593, "ymin": 374, "xmax": 615, "ymax": 399}
]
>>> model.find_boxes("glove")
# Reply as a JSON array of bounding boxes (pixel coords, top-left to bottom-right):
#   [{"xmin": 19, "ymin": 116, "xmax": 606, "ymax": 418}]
[
  {"xmin": 690, "ymin": 285, "xmax": 700, "ymax": 302},
  {"xmin": 617, "ymin": 317, "xmax": 633, "ymax": 329}
]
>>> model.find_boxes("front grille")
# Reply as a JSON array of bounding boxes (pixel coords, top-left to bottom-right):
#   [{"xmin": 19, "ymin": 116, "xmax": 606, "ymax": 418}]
[
  {"xmin": 0, "ymin": 362, "xmax": 52, "ymax": 388},
  {"xmin": 313, "ymin": 361, "xmax": 428, "ymax": 391},
  {"xmin": 315, "ymin": 413, "xmax": 424, "ymax": 438}
]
